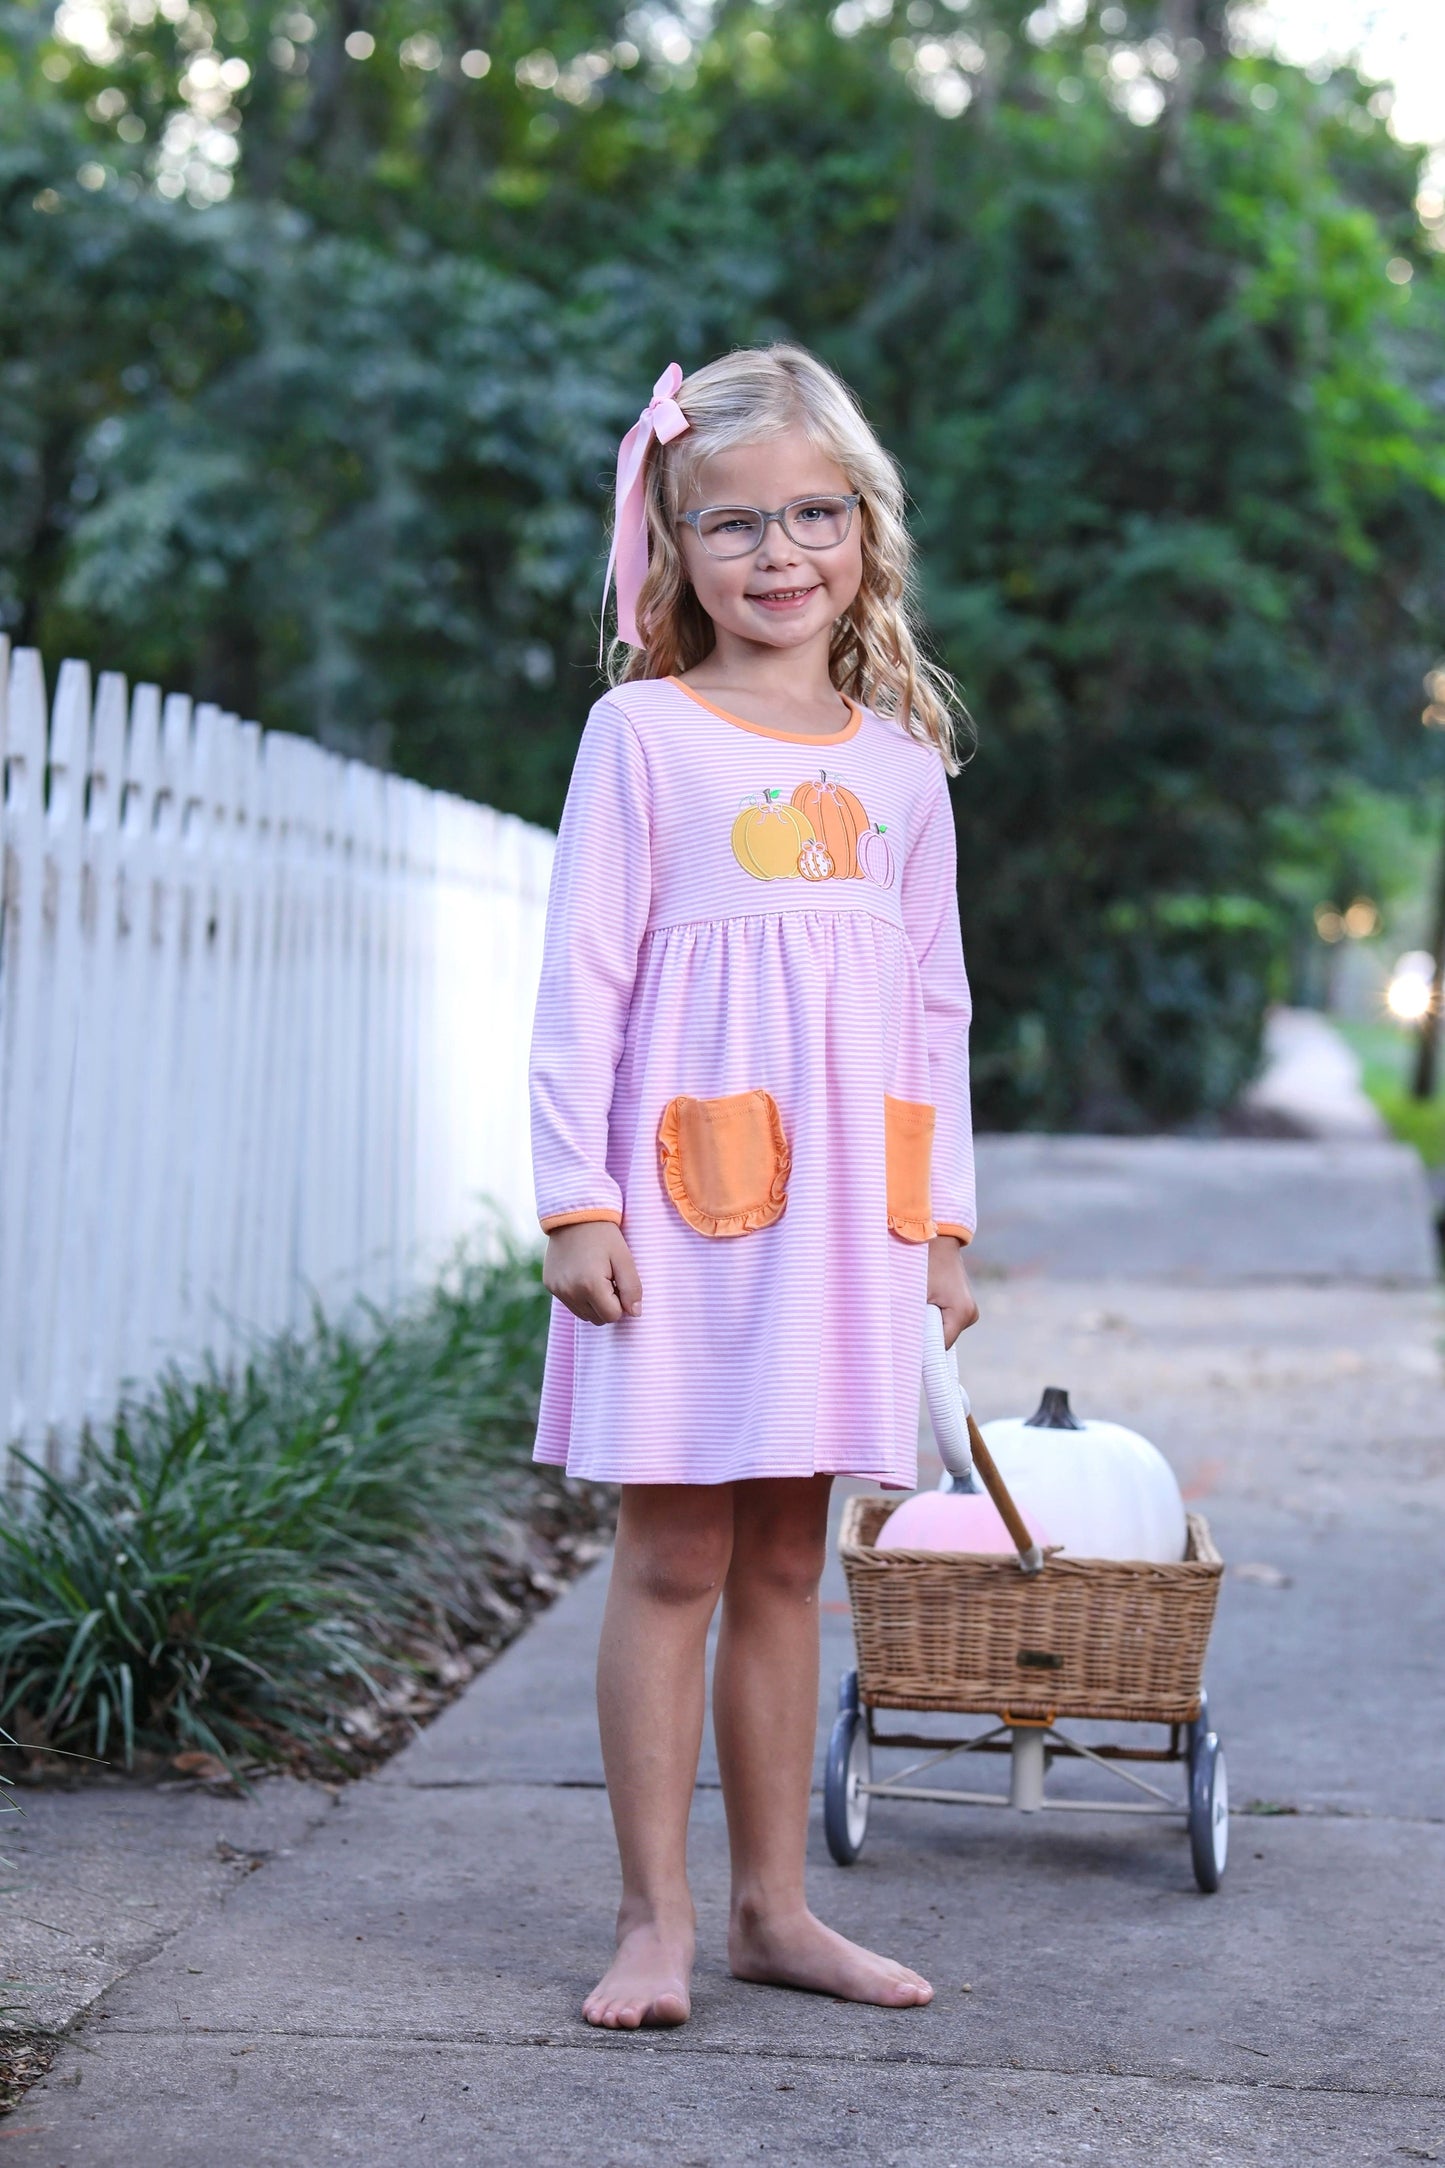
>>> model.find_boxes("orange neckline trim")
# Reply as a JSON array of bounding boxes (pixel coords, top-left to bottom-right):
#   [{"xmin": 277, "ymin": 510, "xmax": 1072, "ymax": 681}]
[{"xmin": 667, "ymin": 676, "xmax": 863, "ymax": 746}]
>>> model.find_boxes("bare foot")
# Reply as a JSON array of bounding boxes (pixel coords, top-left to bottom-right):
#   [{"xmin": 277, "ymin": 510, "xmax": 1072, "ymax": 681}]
[
  {"xmin": 729, "ymin": 1904, "xmax": 932, "ymax": 2008},
  {"xmin": 582, "ymin": 1919, "xmax": 694, "ymax": 2030}
]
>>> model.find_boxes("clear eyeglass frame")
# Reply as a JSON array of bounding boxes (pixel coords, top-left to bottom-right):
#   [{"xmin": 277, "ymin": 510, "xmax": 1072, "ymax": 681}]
[{"xmin": 676, "ymin": 492, "xmax": 862, "ymax": 559}]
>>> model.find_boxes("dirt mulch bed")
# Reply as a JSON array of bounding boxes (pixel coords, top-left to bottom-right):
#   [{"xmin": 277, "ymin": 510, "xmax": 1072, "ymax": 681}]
[{"xmin": 0, "ymin": 2038, "xmax": 55, "ymax": 2117}]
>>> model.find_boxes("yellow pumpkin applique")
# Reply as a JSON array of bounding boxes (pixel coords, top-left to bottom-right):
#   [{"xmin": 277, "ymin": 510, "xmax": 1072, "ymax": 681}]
[{"xmin": 731, "ymin": 790, "xmax": 818, "ymax": 880}]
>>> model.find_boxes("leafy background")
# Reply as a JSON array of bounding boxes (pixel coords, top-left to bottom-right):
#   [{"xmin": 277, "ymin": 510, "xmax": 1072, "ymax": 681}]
[{"xmin": 4, "ymin": 0, "xmax": 1444, "ymax": 1127}]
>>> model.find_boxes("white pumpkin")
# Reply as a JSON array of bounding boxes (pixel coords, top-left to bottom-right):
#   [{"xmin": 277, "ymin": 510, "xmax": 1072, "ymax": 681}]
[{"xmin": 980, "ymin": 1387, "xmax": 1187, "ymax": 1563}]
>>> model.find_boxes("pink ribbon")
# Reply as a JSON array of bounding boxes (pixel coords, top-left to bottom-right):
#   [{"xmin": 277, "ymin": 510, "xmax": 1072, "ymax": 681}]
[{"xmin": 600, "ymin": 362, "xmax": 690, "ymax": 656}]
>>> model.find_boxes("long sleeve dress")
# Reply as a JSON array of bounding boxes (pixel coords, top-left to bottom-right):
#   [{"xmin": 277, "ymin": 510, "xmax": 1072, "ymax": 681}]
[{"xmin": 528, "ymin": 673, "xmax": 975, "ymax": 1490}]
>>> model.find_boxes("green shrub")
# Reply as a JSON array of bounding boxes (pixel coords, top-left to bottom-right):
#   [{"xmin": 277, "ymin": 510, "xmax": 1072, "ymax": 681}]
[{"xmin": 0, "ymin": 1221, "xmax": 555, "ymax": 1771}]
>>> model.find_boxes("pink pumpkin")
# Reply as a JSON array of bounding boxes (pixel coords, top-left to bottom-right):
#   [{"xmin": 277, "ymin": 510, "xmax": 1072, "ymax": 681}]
[
  {"xmin": 875, "ymin": 1490, "xmax": 1053, "ymax": 1555},
  {"xmin": 857, "ymin": 822, "xmax": 895, "ymax": 888}
]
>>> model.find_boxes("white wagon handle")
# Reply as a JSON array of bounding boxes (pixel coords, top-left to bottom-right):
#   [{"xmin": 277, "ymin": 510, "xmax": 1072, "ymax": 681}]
[{"xmin": 923, "ymin": 1302, "xmax": 1045, "ymax": 1576}]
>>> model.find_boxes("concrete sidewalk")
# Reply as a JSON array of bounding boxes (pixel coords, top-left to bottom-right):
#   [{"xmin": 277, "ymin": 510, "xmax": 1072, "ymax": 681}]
[
  {"xmin": 969, "ymin": 1135, "xmax": 1437, "ymax": 1283},
  {"xmin": 969, "ymin": 1009, "xmax": 1437, "ymax": 1287},
  {"xmin": 1238, "ymin": 1006, "xmax": 1391, "ymax": 1143},
  {"xmin": 7, "ymin": 1245, "xmax": 1443, "ymax": 2165}
]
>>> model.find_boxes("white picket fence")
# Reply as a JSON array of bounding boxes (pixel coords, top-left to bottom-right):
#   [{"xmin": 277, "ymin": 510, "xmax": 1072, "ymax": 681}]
[{"xmin": 0, "ymin": 640, "xmax": 556, "ymax": 1482}]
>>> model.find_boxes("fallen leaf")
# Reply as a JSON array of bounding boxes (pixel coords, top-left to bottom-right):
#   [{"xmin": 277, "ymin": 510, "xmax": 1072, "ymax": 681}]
[{"xmin": 170, "ymin": 1750, "xmax": 232, "ymax": 1782}]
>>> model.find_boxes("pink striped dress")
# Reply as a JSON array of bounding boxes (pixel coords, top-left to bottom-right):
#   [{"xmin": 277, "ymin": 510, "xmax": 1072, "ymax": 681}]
[{"xmin": 528, "ymin": 674, "xmax": 975, "ymax": 1490}]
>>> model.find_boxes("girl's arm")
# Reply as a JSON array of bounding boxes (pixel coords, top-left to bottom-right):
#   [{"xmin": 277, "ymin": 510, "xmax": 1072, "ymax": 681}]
[
  {"xmin": 900, "ymin": 756, "xmax": 977, "ymax": 1247},
  {"xmin": 529, "ymin": 698, "xmax": 652, "ymax": 1235}
]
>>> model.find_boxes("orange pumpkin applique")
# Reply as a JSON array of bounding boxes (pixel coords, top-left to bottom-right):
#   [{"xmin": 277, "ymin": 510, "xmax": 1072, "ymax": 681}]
[
  {"xmin": 797, "ymin": 837, "xmax": 834, "ymax": 881},
  {"xmin": 790, "ymin": 770, "xmax": 869, "ymax": 880},
  {"xmin": 731, "ymin": 790, "xmax": 817, "ymax": 880}
]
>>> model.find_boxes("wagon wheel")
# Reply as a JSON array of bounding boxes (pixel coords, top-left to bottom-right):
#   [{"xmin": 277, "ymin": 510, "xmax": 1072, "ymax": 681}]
[
  {"xmin": 1188, "ymin": 1729, "xmax": 1228, "ymax": 1892},
  {"xmin": 824, "ymin": 1670, "xmax": 871, "ymax": 1865}
]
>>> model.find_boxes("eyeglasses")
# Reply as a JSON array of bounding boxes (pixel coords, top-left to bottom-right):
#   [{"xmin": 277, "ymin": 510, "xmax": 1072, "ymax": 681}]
[{"xmin": 676, "ymin": 493, "xmax": 861, "ymax": 559}]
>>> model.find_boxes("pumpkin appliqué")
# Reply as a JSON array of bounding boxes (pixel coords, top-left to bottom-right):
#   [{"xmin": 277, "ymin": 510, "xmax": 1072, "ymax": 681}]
[
  {"xmin": 731, "ymin": 790, "xmax": 818, "ymax": 880},
  {"xmin": 856, "ymin": 822, "xmax": 896, "ymax": 889},
  {"xmin": 790, "ymin": 770, "xmax": 868, "ymax": 879},
  {"xmin": 731, "ymin": 774, "xmax": 893, "ymax": 884}
]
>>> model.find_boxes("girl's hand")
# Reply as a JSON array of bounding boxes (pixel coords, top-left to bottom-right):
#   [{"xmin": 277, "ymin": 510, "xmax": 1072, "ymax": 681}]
[
  {"xmin": 927, "ymin": 1235, "xmax": 979, "ymax": 1348},
  {"xmin": 544, "ymin": 1222, "xmax": 644, "ymax": 1326}
]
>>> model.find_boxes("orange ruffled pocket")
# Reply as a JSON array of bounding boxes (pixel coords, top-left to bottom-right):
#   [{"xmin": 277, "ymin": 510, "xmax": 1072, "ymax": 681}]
[
  {"xmin": 658, "ymin": 1089, "xmax": 791, "ymax": 1238},
  {"xmin": 884, "ymin": 1093, "xmax": 937, "ymax": 1242}
]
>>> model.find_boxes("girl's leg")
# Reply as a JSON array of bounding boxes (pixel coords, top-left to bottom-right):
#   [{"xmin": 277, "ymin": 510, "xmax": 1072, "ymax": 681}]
[
  {"xmin": 584, "ymin": 1480, "xmax": 734, "ymax": 2029},
  {"xmin": 713, "ymin": 1475, "xmax": 933, "ymax": 2008}
]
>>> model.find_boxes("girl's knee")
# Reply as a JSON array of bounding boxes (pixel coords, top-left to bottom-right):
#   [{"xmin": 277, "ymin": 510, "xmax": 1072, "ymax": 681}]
[
  {"xmin": 627, "ymin": 1544, "xmax": 730, "ymax": 1608},
  {"xmin": 729, "ymin": 1524, "xmax": 827, "ymax": 1604},
  {"xmin": 614, "ymin": 1497, "xmax": 732, "ymax": 1608}
]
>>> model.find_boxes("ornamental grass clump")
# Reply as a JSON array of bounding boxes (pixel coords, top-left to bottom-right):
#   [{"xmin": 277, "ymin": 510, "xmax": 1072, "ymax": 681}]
[{"xmin": 0, "ymin": 1227, "xmax": 555, "ymax": 1773}]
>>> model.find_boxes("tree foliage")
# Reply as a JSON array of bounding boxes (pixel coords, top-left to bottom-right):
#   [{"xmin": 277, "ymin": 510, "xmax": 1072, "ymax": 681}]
[{"xmin": 4, "ymin": 0, "xmax": 1444, "ymax": 1124}]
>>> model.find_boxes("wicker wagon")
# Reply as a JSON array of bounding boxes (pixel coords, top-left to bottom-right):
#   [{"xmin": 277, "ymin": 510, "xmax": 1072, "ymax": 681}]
[{"xmin": 823, "ymin": 1337, "xmax": 1229, "ymax": 1891}]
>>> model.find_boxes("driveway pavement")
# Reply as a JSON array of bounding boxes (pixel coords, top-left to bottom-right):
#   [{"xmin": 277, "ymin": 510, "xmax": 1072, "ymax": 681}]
[{"xmin": 5, "ymin": 1145, "xmax": 1442, "ymax": 2166}]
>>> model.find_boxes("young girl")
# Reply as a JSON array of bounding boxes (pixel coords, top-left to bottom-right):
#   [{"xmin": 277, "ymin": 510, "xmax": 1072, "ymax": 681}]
[{"xmin": 528, "ymin": 344, "xmax": 979, "ymax": 2030}]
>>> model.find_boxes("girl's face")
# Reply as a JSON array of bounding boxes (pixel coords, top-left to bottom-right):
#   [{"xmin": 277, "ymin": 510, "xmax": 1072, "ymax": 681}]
[{"xmin": 673, "ymin": 428, "xmax": 864, "ymax": 656}]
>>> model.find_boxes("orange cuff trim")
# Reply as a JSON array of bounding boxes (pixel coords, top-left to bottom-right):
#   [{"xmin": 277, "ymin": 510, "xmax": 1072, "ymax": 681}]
[
  {"xmin": 888, "ymin": 1214, "xmax": 938, "ymax": 1243},
  {"xmin": 539, "ymin": 1208, "xmax": 623, "ymax": 1233},
  {"xmin": 935, "ymin": 1222, "xmax": 974, "ymax": 1246}
]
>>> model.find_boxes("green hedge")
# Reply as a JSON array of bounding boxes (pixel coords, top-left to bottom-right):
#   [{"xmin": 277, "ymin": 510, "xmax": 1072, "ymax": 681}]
[
  {"xmin": 0, "ymin": 1226, "xmax": 557, "ymax": 1772},
  {"xmin": 7, "ymin": 0, "xmax": 1445, "ymax": 1126}
]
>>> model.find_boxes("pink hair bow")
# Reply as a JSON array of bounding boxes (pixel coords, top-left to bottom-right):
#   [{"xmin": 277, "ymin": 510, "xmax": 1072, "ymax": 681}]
[{"xmin": 600, "ymin": 361, "xmax": 690, "ymax": 658}]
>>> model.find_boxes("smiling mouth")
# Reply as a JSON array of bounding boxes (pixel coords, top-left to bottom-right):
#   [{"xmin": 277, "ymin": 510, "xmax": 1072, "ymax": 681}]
[{"xmin": 747, "ymin": 585, "xmax": 821, "ymax": 604}]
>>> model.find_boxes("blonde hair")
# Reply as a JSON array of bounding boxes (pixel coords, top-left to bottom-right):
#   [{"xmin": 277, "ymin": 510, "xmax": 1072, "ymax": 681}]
[{"xmin": 605, "ymin": 343, "xmax": 971, "ymax": 774}]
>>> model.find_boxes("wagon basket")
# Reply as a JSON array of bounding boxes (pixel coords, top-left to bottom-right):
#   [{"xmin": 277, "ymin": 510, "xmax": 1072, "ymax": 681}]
[{"xmin": 838, "ymin": 1494, "xmax": 1222, "ymax": 1727}]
